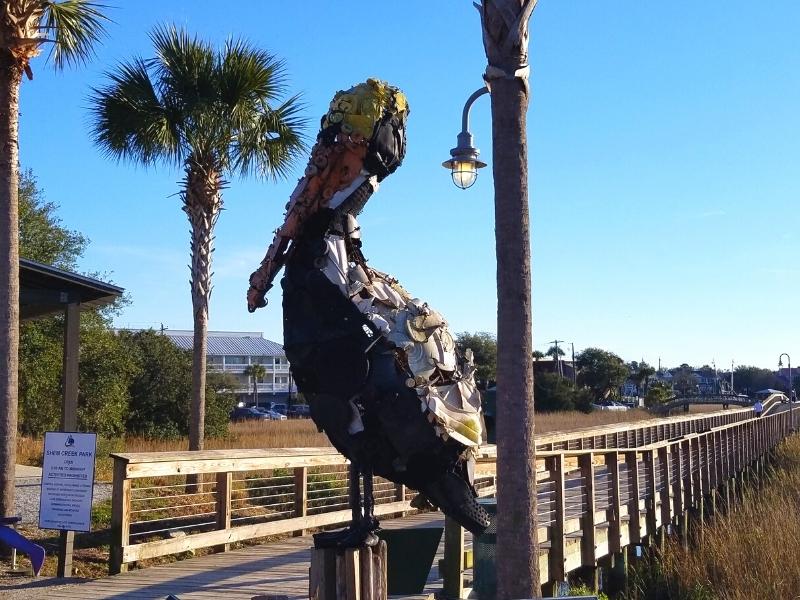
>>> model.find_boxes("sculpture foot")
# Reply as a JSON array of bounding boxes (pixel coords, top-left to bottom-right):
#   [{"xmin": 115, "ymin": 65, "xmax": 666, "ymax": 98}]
[{"xmin": 313, "ymin": 518, "xmax": 380, "ymax": 550}]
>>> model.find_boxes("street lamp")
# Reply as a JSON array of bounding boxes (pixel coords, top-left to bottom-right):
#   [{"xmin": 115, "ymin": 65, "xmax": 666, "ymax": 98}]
[
  {"xmin": 442, "ymin": 86, "xmax": 489, "ymax": 189},
  {"xmin": 779, "ymin": 353, "xmax": 793, "ymax": 429}
]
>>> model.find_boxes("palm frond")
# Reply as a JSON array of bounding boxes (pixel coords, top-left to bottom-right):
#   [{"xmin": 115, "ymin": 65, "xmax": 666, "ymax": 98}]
[
  {"xmin": 88, "ymin": 57, "xmax": 182, "ymax": 167},
  {"xmin": 219, "ymin": 38, "xmax": 287, "ymax": 106},
  {"xmin": 89, "ymin": 24, "xmax": 307, "ymax": 183},
  {"xmin": 231, "ymin": 94, "xmax": 307, "ymax": 181},
  {"xmin": 149, "ymin": 25, "xmax": 216, "ymax": 117},
  {"xmin": 42, "ymin": 0, "xmax": 110, "ymax": 69}
]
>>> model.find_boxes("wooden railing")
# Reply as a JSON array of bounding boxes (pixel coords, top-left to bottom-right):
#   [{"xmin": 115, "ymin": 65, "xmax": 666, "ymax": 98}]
[
  {"xmin": 530, "ymin": 402, "xmax": 790, "ymax": 588},
  {"xmin": 109, "ymin": 447, "xmax": 497, "ymax": 573},
  {"xmin": 109, "ymin": 396, "xmax": 791, "ymax": 580}
]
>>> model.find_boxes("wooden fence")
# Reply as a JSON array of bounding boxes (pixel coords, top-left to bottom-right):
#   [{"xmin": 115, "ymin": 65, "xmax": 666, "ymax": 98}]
[{"xmin": 109, "ymin": 397, "xmax": 791, "ymax": 583}]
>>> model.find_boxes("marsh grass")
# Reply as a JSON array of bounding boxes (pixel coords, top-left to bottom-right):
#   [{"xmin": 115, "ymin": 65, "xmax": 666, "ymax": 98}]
[
  {"xmin": 16, "ymin": 408, "xmax": 725, "ymax": 481},
  {"xmin": 628, "ymin": 435, "xmax": 800, "ymax": 600}
]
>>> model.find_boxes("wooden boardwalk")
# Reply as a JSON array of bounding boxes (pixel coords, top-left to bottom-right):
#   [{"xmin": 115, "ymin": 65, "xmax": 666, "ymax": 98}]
[{"xmin": 7, "ymin": 512, "xmax": 459, "ymax": 600}]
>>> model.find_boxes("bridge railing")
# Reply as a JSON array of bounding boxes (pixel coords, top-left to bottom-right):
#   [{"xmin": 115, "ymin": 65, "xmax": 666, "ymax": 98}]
[
  {"xmin": 532, "ymin": 405, "xmax": 790, "ymax": 586},
  {"xmin": 108, "ymin": 399, "xmax": 790, "ymax": 577},
  {"xmin": 109, "ymin": 447, "xmax": 497, "ymax": 573}
]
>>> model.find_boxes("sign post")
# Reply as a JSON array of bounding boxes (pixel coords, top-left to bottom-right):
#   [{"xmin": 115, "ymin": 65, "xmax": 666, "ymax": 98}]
[{"xmin": 39, "ymin": 431, "xmax": 97, "ymax": 575}]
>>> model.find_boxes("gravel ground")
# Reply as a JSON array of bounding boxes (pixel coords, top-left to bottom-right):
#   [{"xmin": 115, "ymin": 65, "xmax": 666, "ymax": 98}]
[{"xmin": 14, "ymin": 478, "xmax": 112, "ymax": 524}]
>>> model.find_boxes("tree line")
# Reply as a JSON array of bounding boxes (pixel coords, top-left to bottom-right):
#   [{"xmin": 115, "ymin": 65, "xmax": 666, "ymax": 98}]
[
  {"xmin": 456, "ymin": 332, "xmax": 630, "ymax": 412},
  {"xmin": 1, "ymin": 4, "xmax": 308, "ymax": 521},
  {"xmin": 18, "ymin": 171, "xmax": 236, "ymax": 438},
  {"xmin": 456, "ymin": 332, "xmax": 793, "ymax": 411}
]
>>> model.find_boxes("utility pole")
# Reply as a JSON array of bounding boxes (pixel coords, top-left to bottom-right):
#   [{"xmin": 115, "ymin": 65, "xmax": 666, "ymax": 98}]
[
  {"xmin": 713, "ymin": 359, "xmax": 718, "ymax": 394},
  {"xmin": 731, "ymin": 360, "xmax": 734, "ymax": 392},
  {"xmin": 550, "ymin": 339, "xmax": 564, "ymax": 378},
  {"xmin": 571, "ymin": 342, "xmax": 577, "ymax": 386}
]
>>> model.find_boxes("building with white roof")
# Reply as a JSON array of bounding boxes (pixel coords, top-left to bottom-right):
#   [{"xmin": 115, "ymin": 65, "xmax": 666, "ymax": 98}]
[{"xmin": 162, "ymin": 330, "xmax": 294, "ymax": 403}]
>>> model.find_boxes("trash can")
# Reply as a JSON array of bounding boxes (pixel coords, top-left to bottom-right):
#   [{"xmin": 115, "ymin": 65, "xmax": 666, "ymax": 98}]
[{"xmin": 472, "ymin": 498, "xmax": 498, "ymax": 598}]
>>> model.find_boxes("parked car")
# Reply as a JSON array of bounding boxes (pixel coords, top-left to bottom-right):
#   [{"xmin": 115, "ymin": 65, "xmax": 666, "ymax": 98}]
[
  {"xmin": 230, "ymin": 407, "xmax": 270, "ymax": 422},
  {"xmin": 270, "ymin": 403, "xmax": 288, "ymax": 415},
  {"xmin": 265, "ymin": 409, "xmax": 287, "ymax": 421},
  {"xmin": 251, "ymin": 406, "xmax": 288, "ymax": 421},
  {"xmin": 287, "ymin": 404, "xmax": 311, "ymax": 418},
  {"xmin": 591, "ymin": 400, "xmax": 629, "ymax": 412}
]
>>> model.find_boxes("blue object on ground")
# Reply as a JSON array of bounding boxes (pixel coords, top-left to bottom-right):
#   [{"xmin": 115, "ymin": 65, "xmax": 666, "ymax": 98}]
[{"xmin": 0, "ymin": 520, "xmax": 46, "ymax": 576}]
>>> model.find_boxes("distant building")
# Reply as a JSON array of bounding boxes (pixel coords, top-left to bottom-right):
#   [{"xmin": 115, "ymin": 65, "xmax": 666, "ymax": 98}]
[
  {"xmin": 533, "ymin": 356, "xmax": 575, "ymax": 381},
  {"xmin": 161, "ymin": 329, "xmax": 294, "ymax": 404},
  {"xmin": 693, "ymin": 371, "xmax": 718, "ymax": 395}
]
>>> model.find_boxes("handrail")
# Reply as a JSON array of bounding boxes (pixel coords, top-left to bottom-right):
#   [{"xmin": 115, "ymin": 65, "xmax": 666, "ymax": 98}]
[{"xmin": 109, "ymin": 402, "xmax": 794, "ymax": 587}]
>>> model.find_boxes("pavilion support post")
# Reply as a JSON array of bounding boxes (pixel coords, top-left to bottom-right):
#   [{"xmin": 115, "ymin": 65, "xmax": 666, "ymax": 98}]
[{"xmin": 57, "ymin": 301, "xmax": 80, "ymax": 578}]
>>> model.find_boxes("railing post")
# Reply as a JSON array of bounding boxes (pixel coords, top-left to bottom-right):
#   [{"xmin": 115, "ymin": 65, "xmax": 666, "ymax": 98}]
[
  {"xmin": 644, "ymin": 450, "xmax": 658, "ymax": 540},
  {"xmin": 723, "ymin": 428, "xmax": 730, "ymax": 480},
  {"xmin": 625, "ymin": 451, "xmax": 641, "ymax": 544},
  {"xmin": 657, "ymin": 446, "xmax": 671, "ymax": 535},
  {"xmin": 294, "ymin": 466, "xmax": 308, "ymax": 537},
  {"xmin": 579, "ymin": 453, "xmax": 597, "ymax": 568},
  {"xmin": 606, "ymin": 452, "xmax": 622, "ymax": 555},
  {"xmin": 215, "ymin": 472, "xmax": 232, "ymax": 552},
  {"xmin": 394, "ymin": 482, "xmax": 407, "ymax": 517},
  {"xmin": 442, "ymin": 516, "xmax": 465, "ymax": 599},
  {"xmin": 548, "ymin": 454, "xmax": 567, "ymax": 589},
  {"xmin": 672, "ymin": 443, "xmax": 683, "ymax": 518},
  {"xmin": 109, "ymin": 458, "xmax": 131, "ymax": 574},
  {"xmin": 683, "ymin": 439, "xmax": 693, "ymax": 511},
  {"xmin": 690, "ymin": 437, "xmax": 704, "ymax": 544}
]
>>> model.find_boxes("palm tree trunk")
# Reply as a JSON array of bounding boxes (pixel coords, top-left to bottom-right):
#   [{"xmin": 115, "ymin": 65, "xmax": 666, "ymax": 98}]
[
  {"xmin": 481, "ymin": 1, "xmax": 540, "ymax": 598},
  {"xmin": 0, "ymin": 52, "xmax": 22, "ymax": 520},
  {"xmin": 183, "ymin": 164, "xmax": 222, "ymax": 453},
  {"xmin": 491, "ymin": 77, "xmax": 539, "ymax": 598}
]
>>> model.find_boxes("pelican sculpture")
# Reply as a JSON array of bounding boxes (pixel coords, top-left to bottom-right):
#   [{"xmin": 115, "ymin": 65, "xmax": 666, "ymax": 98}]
[{"xmin": 247, "ymin": 79, "xmax": 489, "ymax": 548}]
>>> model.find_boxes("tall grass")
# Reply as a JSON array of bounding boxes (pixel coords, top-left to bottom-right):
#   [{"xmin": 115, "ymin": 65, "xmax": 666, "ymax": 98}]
[
  {"xmin": 16, "ymin": 407, "xmax": 725, "ymax": 481},
  {"xmin": 16, "ymin": 420, "xmax": 330, "ymax": 481},
  {"xmin": 629, "ymin": 435, "xmax": 800, "ymax": 600}
]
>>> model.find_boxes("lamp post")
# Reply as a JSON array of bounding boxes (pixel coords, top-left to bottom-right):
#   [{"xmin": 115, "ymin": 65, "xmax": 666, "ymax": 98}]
[
  {"xmin": 441, "ymin": 86, "xmax": 489, "ymax": 189},
  {"xmin": 779, "ymin": 353, "xmax": 793, "ymax": 429}
]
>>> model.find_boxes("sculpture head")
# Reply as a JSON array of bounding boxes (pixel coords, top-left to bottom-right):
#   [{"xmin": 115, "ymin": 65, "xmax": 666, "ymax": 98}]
[
  {"xmin": 317, "ymin": 78, "xmax": 409, "ymax": 182},
  {"xmin": 246, "ymin": 79, "xmax": 409, "ymax": 312},
  {"xmin": 276, "ymin": 79, "xmax": 409, "ymax": 237}
]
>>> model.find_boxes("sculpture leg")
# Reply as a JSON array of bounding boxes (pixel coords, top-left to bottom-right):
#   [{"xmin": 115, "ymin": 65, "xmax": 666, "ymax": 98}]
[
  {"xmin": 312, "ymin": 463, "xmax": 379, "ymax": 549},
  {"xmin": 362, "ymin": 467, "xmax": 379, "ymax": 531},
  {"xmin": 350, "ymin": 463, "xmax": 362, "ymax": 524}
]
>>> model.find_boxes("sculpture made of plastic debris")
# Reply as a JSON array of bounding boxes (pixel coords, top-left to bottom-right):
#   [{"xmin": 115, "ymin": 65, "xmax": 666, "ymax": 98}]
[{"xmin": 247, "ymin": 79, "xmax": 489, "ymax": 548}]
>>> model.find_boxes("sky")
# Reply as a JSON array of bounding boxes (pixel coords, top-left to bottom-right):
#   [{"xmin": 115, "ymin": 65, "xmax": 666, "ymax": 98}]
[{"xmin": 17, "ymin": 1, "xmax": 800, "ymax": 369}]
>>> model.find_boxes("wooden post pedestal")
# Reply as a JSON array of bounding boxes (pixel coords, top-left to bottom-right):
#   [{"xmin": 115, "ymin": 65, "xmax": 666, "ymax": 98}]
[{"xmin": 309, "ymin": 541, "xmax": 388, "ymax": 600}]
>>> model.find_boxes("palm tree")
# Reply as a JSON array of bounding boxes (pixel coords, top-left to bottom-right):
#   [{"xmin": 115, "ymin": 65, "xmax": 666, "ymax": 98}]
[
  {"xmin": 545, "ymin": 345, "xmax": 565, "ymax": 358},
  {"xmin": 90, "ymin": 26, "xmax": 305, "ymax": 452},
  {"xmin": 0, "ymin": 0, "xmax": 108, "ymax": 521},
  {"xmin": 244, "ymin": 363, "xmax": 266, "ymax": 408},
  {"xmin": 637, "ymin": 364, "xmax": 656, "ymax": 395},
  {"xmin": 479, "ymin": 1, "xmax": 540, "ymax": 597}
]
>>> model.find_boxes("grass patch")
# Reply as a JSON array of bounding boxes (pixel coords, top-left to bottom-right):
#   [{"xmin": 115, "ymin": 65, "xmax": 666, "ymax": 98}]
[{"xmin": 627, "ymin": 435, "xmax": 800, "ymax": 600}]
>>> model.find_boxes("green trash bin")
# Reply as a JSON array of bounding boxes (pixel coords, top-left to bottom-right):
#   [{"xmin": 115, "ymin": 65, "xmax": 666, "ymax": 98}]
[
  {"xmin": 378, "ymin": 527, "xmax": 443, "ymax": 595},
  {"xmin": 473, "ymin": 498, "xmax": 498, "ymax": 598}
]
